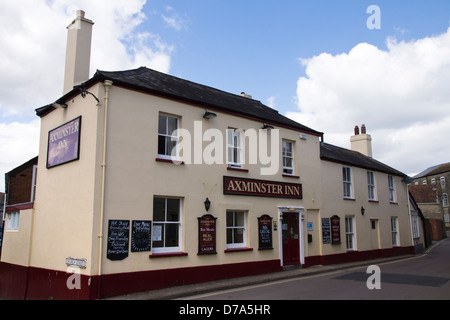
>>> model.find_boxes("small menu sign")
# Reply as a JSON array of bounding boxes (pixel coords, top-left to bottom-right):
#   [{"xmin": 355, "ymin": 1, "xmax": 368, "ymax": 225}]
[
  {"xmin": 331, "ymin": 215, "xmax": 341, "ymax": 245},
  {"xmin": 198, "ymin": 215, "xmax": 217, "ymax": 255},
  {"xmin": 322, "ymin": 218, "xmax": 331, "ymax": 244},
  {"xmin": 131, "ymin": 220, "xmax": 152, "ymax": 252},
  {"xmin": 258, "ymin": 215, "xmax": 273, "ymax": 250},
  {"xmin": 107, "ymin": 220, "xmax": 130, "ymax": 261}
]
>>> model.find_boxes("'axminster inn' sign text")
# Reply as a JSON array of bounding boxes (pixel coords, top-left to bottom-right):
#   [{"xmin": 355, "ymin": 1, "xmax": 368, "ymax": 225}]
[{"xmin": 224, "ymin": 176, "xmax": 302, "ymax": 199}]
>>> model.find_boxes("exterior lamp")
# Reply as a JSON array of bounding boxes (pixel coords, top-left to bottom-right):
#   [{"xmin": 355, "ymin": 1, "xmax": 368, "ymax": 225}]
[
  {"xmin": 361, "ymin": 206, "xmax": 365, "ymax": 216},
  {"xmin": 203, "ymin": 110, "xmax": 217, "ymax": 119},
  {"xmin": 204, "ymin": 198, "xmax": 211, "ymax": 212},
  {"xmin": 262, "ymin": 123, "xmax": 274, "ymax": 130}
]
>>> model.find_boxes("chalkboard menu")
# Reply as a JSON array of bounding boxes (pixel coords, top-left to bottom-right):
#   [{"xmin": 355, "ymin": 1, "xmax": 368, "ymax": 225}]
[
  {"xmin": 331, "ymin": 215, "xmax": 341, "ymax": 244},
  {"xmin": 322, "ymin": 218, "xmax": 331, "ymax": 244},
  {"xmin": 198, "ymin": 215, "xmax": 217, "ymax": 255},
  {"xmin": 131, "ymin": 220, "xmax": 152, "ymax": 252},
  {"xmin": 258, "ymin": 215, "xmax": 273, "ymax": 250},
  {"xmin": 107, "ymin": 220, "xmax": 130, "ymax": 261}
]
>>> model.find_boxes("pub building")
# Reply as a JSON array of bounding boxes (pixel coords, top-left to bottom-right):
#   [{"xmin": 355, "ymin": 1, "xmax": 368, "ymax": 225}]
[{"xmin": 0, "ymin": 11, "xmax": 423, "ymax": 300}]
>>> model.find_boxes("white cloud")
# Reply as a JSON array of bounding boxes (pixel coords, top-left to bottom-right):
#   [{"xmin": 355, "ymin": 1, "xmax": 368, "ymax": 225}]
[
  {"xmin": 0, "ymin": 120, "xmax": 40, "ymax": 191},
  {"xmin": 287, "ymin": 28, "xmax": 450, "ymax": 175},
  {"xmin": 161, "ymin": 6, "xmax": 190, "ymax": 31},
  {"xmin": 0, "ymin": 0, "xmax": 174, "ymax": 191}
]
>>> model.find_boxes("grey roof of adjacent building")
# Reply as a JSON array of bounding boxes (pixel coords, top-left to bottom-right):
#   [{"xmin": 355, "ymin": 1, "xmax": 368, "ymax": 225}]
[
  {"xmin": 412, "ymin": 162, "xmax": 450, "ymax": 179},
  {"xmin": 36, "ymin": 67, "xmax": 323, "ymax": 137},
  {"xmin": 320, "ymin": 142, "xmax": 407, "ymax": 177}
]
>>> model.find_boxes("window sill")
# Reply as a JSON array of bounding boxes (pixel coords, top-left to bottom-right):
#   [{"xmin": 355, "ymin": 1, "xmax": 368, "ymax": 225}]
[
  {"xmin": 368, "ymin": 200, "xmax": 379, "ymax": 203},
  {"xmin": 155, "ymin": 157, "xmax": 185, "ymax": 165},
  {"xmin": 282, "ymin": 174, "xmax": 300, "ymax": 179},
  {"xmin": 227, "ymin": 166, "xmax": 249, "ymax": 172},
  {"xmin": 149, "ymin": 252, "xmax": 188, "ymax": 259},
  {"xmin": 343, "ymin": 197, "xmax": 355, "ymax": 201},
  {"xmin": 224, "ymin": 247, "xmax": 253, "ymax": 253},
  {"xmin": 389, "ymin": 201, "xmax": 398, "ymax": 205}
]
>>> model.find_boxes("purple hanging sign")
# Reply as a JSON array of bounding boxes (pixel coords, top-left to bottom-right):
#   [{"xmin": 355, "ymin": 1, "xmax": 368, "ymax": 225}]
[{"xmin": 47, "ymin": 116, "xmax": 81, "ymax": 168}]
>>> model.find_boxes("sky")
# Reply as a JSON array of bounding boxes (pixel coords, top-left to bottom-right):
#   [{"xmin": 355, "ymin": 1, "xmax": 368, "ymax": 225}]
[{"xmin": 1, "ymin": 0, "xmax": 450, "ymax": 192}]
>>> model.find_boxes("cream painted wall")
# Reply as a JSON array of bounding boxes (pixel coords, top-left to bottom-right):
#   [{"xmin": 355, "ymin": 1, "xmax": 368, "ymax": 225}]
[{"xmin": 320, "ymin": 160, "xmax": 411, "ymax": 256}]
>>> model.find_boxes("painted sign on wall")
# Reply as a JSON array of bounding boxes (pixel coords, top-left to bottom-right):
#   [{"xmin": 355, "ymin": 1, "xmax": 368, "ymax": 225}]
[{"xmin": 223, "ymin": 176, "xmax": 302, "ymax": 199}]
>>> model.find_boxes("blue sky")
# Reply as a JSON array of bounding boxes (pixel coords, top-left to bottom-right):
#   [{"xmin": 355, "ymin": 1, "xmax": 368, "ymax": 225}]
[{"xmin": 1, "ymin": 0, "xmax": 450, "ymax": 192}]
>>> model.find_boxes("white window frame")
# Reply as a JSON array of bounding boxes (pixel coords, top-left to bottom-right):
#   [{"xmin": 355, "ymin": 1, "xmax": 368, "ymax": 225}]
[
  {"xmin": 227, "ymin": 129, "xmax": 243, "ymax": 168},
  {"xmin": 31, "ymin": 165, "xmax": 38, "ymax": 202},
  {"xmin": 345, "ymin": 216, "xmax": 355, "ymax": 250},
  {"xmin": 282, "ymin": 140, "xmax": 295, "ymax": 175},
  {"xmin": 367, "ymin": 171, "xmax": 377, "ymax": 201},
  {"xmin": 226, "ymin": 210, "xmax": 247, "ymax": 249},
  {"xmin": 343, "ymin": 166, "xmax": 353, "ymax": 199},
  {"xmin": 388, "ymin": 175, "xmax": 396, "ymax": 203},
  {"xmin": 391, "ymin": 217, "xmax": 399, "ymax": 246},
  {"xmin": 158, "ymin": 114, "xmax": 180, "ymax": 160},
  {"xmin": 442, "ymin": 193, "xmax": 449, "ymax": 207},
  {"xmin": 152, "ymin": 197, "xmax": 182, "ymax": 253},
  {"xmin": 440, "ymin": 176, "xmax": 446, "ymax": 188},
  {"xmin": 5, "ymin": 211, "xmax": 20, "ymax": 231},
  {"xmin": 431, "ymin": 178, "xmax": 436, "ymax": 184}
]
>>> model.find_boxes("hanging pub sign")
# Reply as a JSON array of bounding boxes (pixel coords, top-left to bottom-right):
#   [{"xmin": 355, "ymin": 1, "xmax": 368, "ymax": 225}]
[
  {"xmin": 258, "ymin": 215, "xmax": 273, "ymax": 250},
  {"xmin": 223, "ymin": 176, "xmax": 302, "ymax": 199},
  {"xmin": 321, "ymin": 218, "xmax": 331, "ymax": 244},
  {"xmin": 107, "ymin": 220, "xmax": 130, "ymax": 261},
  {"xmin": 47, "ymin": 116, "xmax": 81, "ymax": 168},
  {"xmin": 198, "ymin": 214, "xmax": 217, "ymax": 255},
  {"xmin": 131, "ymin": 220, "xmax": 152, "ymax": 252},
  {"xmin": 330, "ymin": 215, "xmax": 341, "ymax": 245}
]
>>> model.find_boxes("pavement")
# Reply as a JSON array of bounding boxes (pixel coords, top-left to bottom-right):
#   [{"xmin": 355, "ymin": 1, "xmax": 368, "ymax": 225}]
[{"xmin": 106, "ymin": 238, "xmax": 447, "ymax": 300}]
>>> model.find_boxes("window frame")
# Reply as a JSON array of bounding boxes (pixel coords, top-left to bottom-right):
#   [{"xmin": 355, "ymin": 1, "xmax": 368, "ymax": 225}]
[
  {"xmin": 158, "ymin": 113, "xmax": 180, "ymax": 160},
  {"xmin": 367, "ymin": 171, "xmax": 377, "ymax": 201},
  {"xmin": 391, "ymin": 217, "xmax": 399, "ymax": 246},
  {"xmin": 282, "ymin": 140, "xmax": 295, "ymax": 175},
  {"xmin": 388, "ymin": 175, "xmax": 396, "ymax": 203},
  {"xmin": 227, "ymin": 129, "xmax": 243, "ymax": 168},
  {"xmin": 343, "ymin": 166, "xmax": 353, "ymax": 199},
  {"xmin": 345, "ymin": 216, "xmax": 355, "ymax": 251},
  {"xmin": 442, "ymin": 193, "xmax": 449, "ymax": 207},
  {"xmin": 152, "ymin": 197, "xmax": 182, "ymax": 254},
  {"xmin": 226, "ymin": 210, "xmax": 247, "ymax": 249},
  {"xmin": 5, "ymin": 211, "xmax": 20, "ymax": 231}
]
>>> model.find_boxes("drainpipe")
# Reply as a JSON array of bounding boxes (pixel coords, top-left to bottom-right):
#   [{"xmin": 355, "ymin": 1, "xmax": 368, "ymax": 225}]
[{"xmin": 97, "ymin": 80, "xmax": 113, "ymax": 299}]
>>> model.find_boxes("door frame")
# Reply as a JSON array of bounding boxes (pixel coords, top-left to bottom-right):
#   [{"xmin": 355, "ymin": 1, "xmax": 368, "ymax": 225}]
[{"xmin": 278, "ymin": 206, "xmax": 305, "ymax": 266}]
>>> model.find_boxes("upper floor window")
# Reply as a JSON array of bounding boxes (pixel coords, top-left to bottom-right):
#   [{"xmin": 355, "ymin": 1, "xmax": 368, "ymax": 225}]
[
  {"xmin": 227, "ymin": 129, "xmax": 243, "ymax": 168},
  {"xmin": 367, "ymin": 171, "xmax": 377, "ymax": 200},
  {"xmin": 388, "ymin": 175, "xmax": 396, "ymax": 203},
  {"xmin": 158, "ymin": 114, "xmax": 179, "ymax": 159},
  {"xmin": 440, "ymin": 176, "xmax": 446, "ymax": 188},
  {"xmin": 343, "ymin": 166, "xmax": 353, "ymax": 199},
  {"xmin": 431, "ymin": 178, "xmax": 436, "ymax": 184},
  {"xmin": 282, "ymin": 140, "xmax": 295, "ymax": 175}
]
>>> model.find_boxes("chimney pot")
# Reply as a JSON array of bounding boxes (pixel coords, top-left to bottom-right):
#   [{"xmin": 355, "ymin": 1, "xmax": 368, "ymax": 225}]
[
  {"xmin": 354, "ymin": 125, "xmax": 360, "ymax": 135},
  {"xmin": 361, "ymin": 124, "xmax": 367, "ymax": 134},
  {"xmin": 77, "ymin": 10, "xmax": 85, "ymax": 18}
]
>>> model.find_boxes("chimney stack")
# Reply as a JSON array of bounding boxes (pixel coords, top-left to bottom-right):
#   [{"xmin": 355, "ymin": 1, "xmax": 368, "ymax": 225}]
[
  {"xmin": 350, "ymin": 124, "xmax": 373, "ymax": 158},
  {"xmin": 63, "ymin": 10, "xmax": 94, "ymax": 95}
]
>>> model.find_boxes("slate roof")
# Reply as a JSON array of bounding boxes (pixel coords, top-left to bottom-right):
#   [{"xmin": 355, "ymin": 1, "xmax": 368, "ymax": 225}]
[
  {"xmin": 320, "ymin": 142, "xmax": 407, "ymax": 177},
  {"xmin": 413, "ymin": 162, "xmax": 450, "ymax": 179},
  {"xmin": 36, "ymin": 67, "xmax": 322, "ymax": 136}
]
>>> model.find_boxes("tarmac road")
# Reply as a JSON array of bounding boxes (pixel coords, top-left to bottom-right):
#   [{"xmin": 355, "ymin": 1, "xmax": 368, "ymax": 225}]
[{"xmin": 184, "ymin": 236, "xmax": 450, "ymax": 300}]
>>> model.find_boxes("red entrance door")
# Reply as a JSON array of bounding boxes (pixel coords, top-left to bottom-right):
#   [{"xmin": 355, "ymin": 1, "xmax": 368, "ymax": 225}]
[{"xmin": 282, "ymin": 212, "xmax": 300, "ymax": 266}]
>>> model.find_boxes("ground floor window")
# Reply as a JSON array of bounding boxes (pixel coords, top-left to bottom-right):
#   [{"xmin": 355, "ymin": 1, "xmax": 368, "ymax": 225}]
[
  {"xmin": 345, "ymin": 216, "xmax": 355, "ymax": 250},
  {"xmin": 226, "ymin": 211, "xmax": 246, "ymax": 248},
  {"xmin": 411, "ymin": 213, "xmax": 420, "ymax": 239},
  {"xmin": 152, "ymin": 197, "xmax": 182, "ymax": 253},
  {"xmin": 5, "ymin": 211, "xmax": 20, "ymax": 231},
  {"xmin": 391, "ymin": 217, "xmax": 399, "ymax": 246}
]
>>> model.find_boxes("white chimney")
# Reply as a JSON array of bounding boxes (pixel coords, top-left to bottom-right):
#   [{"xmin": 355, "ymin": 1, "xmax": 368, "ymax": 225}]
[
  {"xmin": 239, "ymin": 92, "xmax": 252, "ymax": 99},
  {"xmin": 350, "ymin": 124, "xmax": 373, "ymax": 158},
  {"xmin": 63, "ymin": 10, "xmax": 94, "ymax": 95}
]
